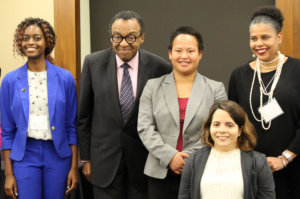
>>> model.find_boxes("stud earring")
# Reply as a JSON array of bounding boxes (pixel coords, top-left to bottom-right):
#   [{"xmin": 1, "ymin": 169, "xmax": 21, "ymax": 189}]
[{"xmin": 252, "ymin": 54, "xmax": 256, "ymax": 58}]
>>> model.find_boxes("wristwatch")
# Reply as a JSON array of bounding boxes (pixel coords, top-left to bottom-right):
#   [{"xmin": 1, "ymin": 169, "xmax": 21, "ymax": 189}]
[{"xmin": 282, "ymin": 151, "xmax": 293, "ymax": 162}]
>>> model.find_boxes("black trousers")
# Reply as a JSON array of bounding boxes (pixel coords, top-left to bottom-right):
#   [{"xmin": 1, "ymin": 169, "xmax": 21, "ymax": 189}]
[
  {"xmin": 148, "ymin": 171, "xmax": 181, "ymax": 199},
  {"xmin": 93, "ymin": 156, "xmax": 147, "ymax": 199},
  {"xmin": 273, "ymin": 156, "xmax": 300, "ymax": 199}
]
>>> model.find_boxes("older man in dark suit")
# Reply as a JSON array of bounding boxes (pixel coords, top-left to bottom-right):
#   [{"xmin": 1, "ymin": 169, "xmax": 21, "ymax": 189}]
[{"xmin": 77, "ymin": 11, "xmax": 171, "ymax": 199}]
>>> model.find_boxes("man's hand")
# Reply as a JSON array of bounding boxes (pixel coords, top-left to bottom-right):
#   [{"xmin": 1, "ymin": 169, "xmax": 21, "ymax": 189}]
[{"xmin": 82, "ymin": 161, "xmax": 91, "ymax": 182}]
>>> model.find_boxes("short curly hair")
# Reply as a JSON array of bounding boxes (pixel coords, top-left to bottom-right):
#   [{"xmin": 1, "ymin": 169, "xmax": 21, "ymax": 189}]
[
  {"xmin": 250, "ymin": 6, "xmax": 284, "ymax": 33},
  {"xmin": 13, "ymin": 17, "xmax": 56, "ymax": 64},
  {"xmin": 201, "ymin": 100, "xmax": 257, "ymax": 152}
]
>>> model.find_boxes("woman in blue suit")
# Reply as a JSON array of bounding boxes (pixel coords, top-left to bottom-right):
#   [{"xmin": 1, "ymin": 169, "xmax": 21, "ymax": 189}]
[{"xmin": 0, "ymin": 18, "xmax": 78, "ymax": 199}]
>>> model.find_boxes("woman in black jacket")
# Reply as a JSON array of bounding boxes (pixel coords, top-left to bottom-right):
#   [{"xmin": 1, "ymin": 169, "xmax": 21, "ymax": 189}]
[{"xmin": 178, "ymin": 100, "xmax": 275, "ymax": 199}]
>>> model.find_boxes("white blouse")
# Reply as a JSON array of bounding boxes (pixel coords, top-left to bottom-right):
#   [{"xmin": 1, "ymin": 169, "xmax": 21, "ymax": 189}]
[
  {"xmin": 200, "ymin": 148, "xmax": 244, "ymax": 199},
  {"xmin": 27, "ymin": 70, "xmax": 52, "ymax": 140}
]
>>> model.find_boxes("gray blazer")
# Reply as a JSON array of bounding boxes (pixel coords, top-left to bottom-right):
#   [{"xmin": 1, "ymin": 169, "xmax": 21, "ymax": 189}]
[
  {"xmin": 138, "ymin": 72, "xmax": 227, "ymax": 179},
  {"xmin": 178, "ymin": 147, "xmax": 275, "ymax": 199}
]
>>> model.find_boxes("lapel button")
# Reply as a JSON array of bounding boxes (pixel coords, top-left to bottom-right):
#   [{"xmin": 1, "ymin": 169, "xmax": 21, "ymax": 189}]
[{"xmin": 51, "ymin": 126, "xmax": 55, "ymax": 131}]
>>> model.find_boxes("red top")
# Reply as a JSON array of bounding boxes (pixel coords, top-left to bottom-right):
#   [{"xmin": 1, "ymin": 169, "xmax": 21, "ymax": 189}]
[{"xmin": 176, "ymin": 98, "xmax": 189, "ymax": 151}]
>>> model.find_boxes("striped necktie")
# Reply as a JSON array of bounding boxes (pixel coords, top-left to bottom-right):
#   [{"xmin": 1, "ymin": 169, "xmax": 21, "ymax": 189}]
[{"xmin": 120, "ymin": 63, "xmax": 134, "ymax": 123}]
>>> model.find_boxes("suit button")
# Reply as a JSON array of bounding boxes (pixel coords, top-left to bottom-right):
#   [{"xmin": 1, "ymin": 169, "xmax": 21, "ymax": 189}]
[{"xmin": 51, "ymin": 126, "xmax": 55, "ymax": 131}]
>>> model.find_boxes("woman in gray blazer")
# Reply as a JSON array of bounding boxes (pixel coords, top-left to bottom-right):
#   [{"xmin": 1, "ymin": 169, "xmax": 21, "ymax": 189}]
[
  {"xmin": 178, "ymin": 100, "xmax": 275, "ymax": 199},
  {"xmin": 138, "ymin": 26, "xmax": 227, "ymax": 199}
]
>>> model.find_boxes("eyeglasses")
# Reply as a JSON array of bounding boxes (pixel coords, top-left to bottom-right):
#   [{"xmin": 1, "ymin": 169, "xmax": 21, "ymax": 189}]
[{"xmin": 111, "ymin": 33, "xmax": 142, "ymax": 44}]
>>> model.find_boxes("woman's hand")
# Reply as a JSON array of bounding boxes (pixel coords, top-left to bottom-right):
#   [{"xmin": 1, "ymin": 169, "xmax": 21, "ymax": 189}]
[
  {"xmin": 4, "ymin": 174, "xmax": 18, "ymax": 199},
  {"xmin": 66, "ymin": 145, "xmax": 79, "ymax": 195},
  {"xmin": 267, "ymin": 156, "xmax": 285, "ymax": 172},
  {"xmin": 3, "ymin": 150, "xmax": 18, "ymax": 199},
  {"xmin": 169, "ymin": 152, "xmax": 189, "ymax": 175},
  {"xmin": 65, "ymin": 167, "xmax": 78, "ymax": 195}
]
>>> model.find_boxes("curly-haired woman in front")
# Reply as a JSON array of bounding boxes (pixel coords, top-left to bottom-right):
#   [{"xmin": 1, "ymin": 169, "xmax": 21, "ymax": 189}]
[
  {"xmin": 0, "ymin": 17, "xmax": 78, "ymax": 199},
  {"xmin": 178, "ymin": 100, "xmax": 275, "ymax": 199}
]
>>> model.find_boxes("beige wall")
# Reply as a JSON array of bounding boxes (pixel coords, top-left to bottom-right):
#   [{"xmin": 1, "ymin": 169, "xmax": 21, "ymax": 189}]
[
  {"xmin": 0, "ymin": 0, "xmax": 54, "ymax": 84},
  {"xmin": 80, "ymin": 0, "xmax": 91, "ymax": 68}
]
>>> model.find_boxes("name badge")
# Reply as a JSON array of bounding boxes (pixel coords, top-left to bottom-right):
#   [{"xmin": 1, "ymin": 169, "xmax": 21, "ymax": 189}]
[
  {"xmin": 258, "ymin": 98, "xmax": 284, "ymax": 123},
  {"xmin": 29, "ymin": 115, "xmax": 49, "ymax": 130}
]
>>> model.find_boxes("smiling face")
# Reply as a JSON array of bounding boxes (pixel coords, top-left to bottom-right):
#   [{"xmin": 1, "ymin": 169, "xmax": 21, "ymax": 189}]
[
  {"xmin": 250, "ymin": 23, "xmax": 282, "ymax": 62},
  {"xmin": 111, "ymin": 19, "xmax": 145, "ymax": 62},
  {"xmin": 21, "ymin": 25, "xmax": 46, "ymax": 60},
  {"xmin": 210, "ymin": 109, "xmax": 241, "ymax": 152},
  {"xmin": 168, "ymin": 34, "xmax": 202, "ymax": 76}
]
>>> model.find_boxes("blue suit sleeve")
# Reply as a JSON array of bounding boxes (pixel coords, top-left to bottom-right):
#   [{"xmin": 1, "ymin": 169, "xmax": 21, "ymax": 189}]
[
  {"xmin": 65, "ymin": 73, "xmax": 78, "ymax": 145},
  {"xmin": 0, "ymin": 77, "xmax": 17, "ymax": 150}
]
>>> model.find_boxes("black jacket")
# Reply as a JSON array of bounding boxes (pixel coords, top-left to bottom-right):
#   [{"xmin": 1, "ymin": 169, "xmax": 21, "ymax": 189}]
[{"xmin": 179, "ymin": 147, "xmax": 275, "ymax": 199}]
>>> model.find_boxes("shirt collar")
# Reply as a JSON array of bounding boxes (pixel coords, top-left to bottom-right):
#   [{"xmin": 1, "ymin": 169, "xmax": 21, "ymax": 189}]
[{"xmin": 116, "ymin": 51, "xmax": 139, "ymax": 70}]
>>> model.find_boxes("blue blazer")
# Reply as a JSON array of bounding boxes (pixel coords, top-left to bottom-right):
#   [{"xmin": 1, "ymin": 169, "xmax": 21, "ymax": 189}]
[{"xmin": 0, "ymin": 59, "xmax": 77, "ymax": 161}]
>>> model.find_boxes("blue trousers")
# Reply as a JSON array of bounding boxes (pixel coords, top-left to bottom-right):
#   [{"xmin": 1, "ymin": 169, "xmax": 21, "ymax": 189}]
[{"xmin": 13, "ymin": 138, "xmax": 71, "ymax": 199}]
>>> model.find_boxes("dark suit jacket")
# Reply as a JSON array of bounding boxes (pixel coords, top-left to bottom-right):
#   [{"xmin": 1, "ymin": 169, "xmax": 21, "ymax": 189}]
[
  {"xmin": 178, "ymin": 147, "xmax": 275, "ymax": 199},
  {"xmin": 77, "ymin": 48, "xmax": 171, "ymax": 192}
]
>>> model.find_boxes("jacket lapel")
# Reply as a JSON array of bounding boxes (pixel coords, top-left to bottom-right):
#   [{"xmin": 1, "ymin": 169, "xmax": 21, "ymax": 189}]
[
  {"xmin": 124, "ymin": 50, "xmax": 151, "ymax": 126},
  {"xmin": 162, "ymin": 73, "xmax": 180, "ymax": 128},
  {"xmin": 183, "ymin": 73, "xmax": 206, "ymax": 133},
  {"xmin": 241, "ymin": 151, "xmax": 253, "ymax": 199},
  {"xmin": 17, "ymin": 63, "xmax": 30, "ymax": 124},
  {"xmin": 108, "ymin": 51, "xmax": 123, "ymax": 124},
  {"xmin": 46, "ymin": 60, "xmax": 58, "ymax": 122},
  {"xmin": 136, "ymin": 50, "xmax": 151, "ymax": 101},
  {"xmin": 196, "ymin": 147, "xmax": 211, "ymax": 199}
]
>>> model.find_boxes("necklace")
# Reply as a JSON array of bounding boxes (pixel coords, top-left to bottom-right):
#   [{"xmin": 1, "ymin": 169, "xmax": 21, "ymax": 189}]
[
  {"xmin": 260, "ymin": 73, "xmax": 276, "ymax": 93},
  {"xmin": 249, "ymin": 52, "xmax": 285, "ymax": 130},
  {"xmin": 259, "ymin": 63, "xmax": 278, "ymax": 70},
  {"xmin": 258, "ymin": 51, "xmax": 280, "ymax": 65}
]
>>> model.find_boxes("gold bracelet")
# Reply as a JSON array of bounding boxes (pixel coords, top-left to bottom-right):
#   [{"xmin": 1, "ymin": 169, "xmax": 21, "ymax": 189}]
[{"xmin": 278, "ymin": 155, "xmax": 286, "ymax": 167}]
